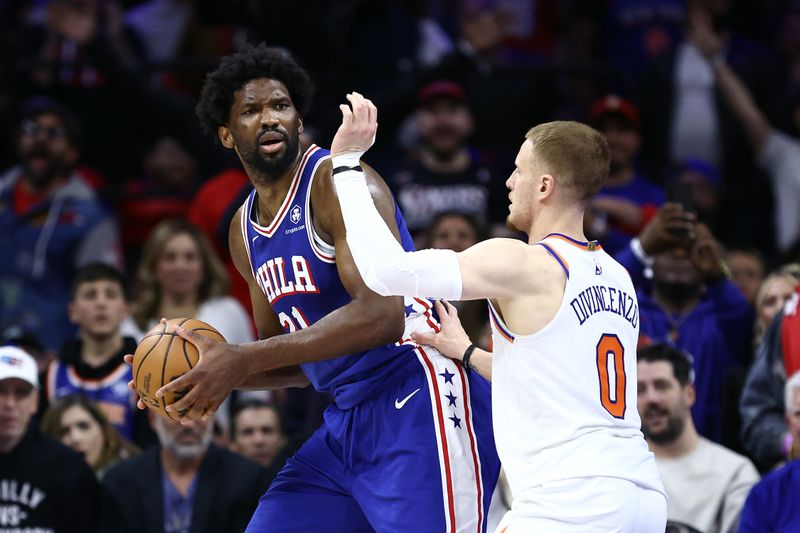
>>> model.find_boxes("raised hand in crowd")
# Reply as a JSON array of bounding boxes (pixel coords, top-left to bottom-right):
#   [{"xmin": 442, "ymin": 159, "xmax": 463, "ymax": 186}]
[
  {"xmin": 638, "ymin": 202, "xmax": 697, "ymax": 256},
  {"xmin": 687, "ymin": 8, "xmax": 724, "ymax": 60},
  {"xmin": 690, "ymin": 223, "xmax": 727, "ymax": 283}
]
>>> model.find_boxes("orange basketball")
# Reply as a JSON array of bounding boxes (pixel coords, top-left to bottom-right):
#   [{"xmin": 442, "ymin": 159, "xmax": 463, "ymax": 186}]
[{"xmin": 132, "ymin": 318, "xmax": 226, "ymax": 420}]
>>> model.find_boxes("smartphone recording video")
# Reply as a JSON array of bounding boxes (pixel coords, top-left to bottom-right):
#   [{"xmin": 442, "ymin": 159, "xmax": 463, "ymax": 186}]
[{"xmin": 666, "ymin": 181, "xmax": 695, "ymax": 214}]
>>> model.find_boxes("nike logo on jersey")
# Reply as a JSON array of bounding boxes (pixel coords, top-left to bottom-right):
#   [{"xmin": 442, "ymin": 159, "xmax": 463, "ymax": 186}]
[{"xmin": 395, "ymin": 388, "xmax": 421, "ymax": 409}]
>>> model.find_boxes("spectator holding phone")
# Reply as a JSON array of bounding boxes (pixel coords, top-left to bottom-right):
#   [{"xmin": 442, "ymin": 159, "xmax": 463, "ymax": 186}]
[
  {"xmin": 585, "ymin": 94, "xmax": 665, "ymax": 259},
  {"xmin": 669, "ymin": 158, "xmax": 723, "ymax": 235},
  {"xmin": 627, "ymin": 206, "xmax": 753, "ymax": 443}
]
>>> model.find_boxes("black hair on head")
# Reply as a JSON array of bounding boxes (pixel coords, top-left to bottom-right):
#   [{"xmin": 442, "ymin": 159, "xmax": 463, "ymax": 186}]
[
  {"xmin": 230, "ymin": 399, "xmax": 288, "ymax": 437},
  {"xmin": 196, "ymin": 43, "xmax": 314, "ymax": 135},
  {"xmin": 71, "ymin": 262, "xmax": 129, "ymax": 300},
  {"xmin": 637, "ymin": 343, "xmax": 695, "ymax": 386}
]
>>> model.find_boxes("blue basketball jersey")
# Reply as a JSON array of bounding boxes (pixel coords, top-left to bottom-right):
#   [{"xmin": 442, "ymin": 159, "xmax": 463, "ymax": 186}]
[
  {"xmin": 240, "ymin": 145, "xmax": 427, "ymax": 409},
  {"xmin": 46, "ymin": 361, "xmax": 136, "ymax": 440}
]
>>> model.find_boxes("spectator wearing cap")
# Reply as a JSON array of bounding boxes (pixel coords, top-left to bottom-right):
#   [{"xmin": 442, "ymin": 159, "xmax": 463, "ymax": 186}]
[
  {"xmin": 0, "ymin": 345, "xmax": 99, "ymax": 532},
  {"xmin": 0, "ymin": 96, "xmax": 122, "ymax": 354},
  {"xmin": 637, "ymin": 343, "xmax": 758, "ymax": 533},
  {"xmin": 586, "ymin": 94, "xmax": 665, "ymax": 259},
  {"xmin": 387, "ymin": 80, "xmax": 507, "ymax": 243}
]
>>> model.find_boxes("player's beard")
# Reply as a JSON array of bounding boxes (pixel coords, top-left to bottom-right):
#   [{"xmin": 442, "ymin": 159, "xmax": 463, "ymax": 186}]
[
  {"xmin": 240, "ymin": 129, "xmax": 300, "ymax": 186},
  {"xmin": 506, "ymin": 214, "xmax": 521, "ymax": 233},
  {"xmin": 505, "ymin": 206, "xmax": 528, "ymax": 234}
]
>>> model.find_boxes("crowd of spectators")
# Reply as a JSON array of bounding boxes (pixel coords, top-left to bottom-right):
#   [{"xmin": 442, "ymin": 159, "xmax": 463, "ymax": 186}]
[{"xmin": 2, "ymin": 0, "xmax": 800, "ymax": 531}]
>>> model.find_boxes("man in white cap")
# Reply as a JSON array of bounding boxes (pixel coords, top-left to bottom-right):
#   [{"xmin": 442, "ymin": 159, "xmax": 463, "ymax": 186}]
[{"xmin": 0, "ymin": 345, "xmax": 99, "ymax": 532}]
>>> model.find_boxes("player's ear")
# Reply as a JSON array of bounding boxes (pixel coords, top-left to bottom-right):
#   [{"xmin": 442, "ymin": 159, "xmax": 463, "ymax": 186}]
[
  {"xmin": 539, "ymin": 174, "xmax": 555, "ymax": 197},
  {"xmin": 298, "ymin": 118, "xmax": 304, "ymax": 134},
  {"xmin": 218, "ymin": 125, "xmax": 235, "ymax": 149}
]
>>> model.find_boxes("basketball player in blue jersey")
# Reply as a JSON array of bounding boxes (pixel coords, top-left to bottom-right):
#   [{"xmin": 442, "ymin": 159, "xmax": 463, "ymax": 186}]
[
  {"xmin": 329, "ymin": 93, "xmax": 667, "ymax": 531},
  {"xmin": 147, "ymin": 44, "xmax": 499, "ymax": 532}
]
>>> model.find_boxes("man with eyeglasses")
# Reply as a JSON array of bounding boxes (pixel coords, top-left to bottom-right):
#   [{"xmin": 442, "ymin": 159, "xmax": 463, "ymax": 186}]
[{"xmin": 0, "ymin": 96, "xmax": 122, "ymax": 358}]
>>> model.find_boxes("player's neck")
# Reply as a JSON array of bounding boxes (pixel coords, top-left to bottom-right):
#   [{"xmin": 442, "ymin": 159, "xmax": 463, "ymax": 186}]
[
  {"xmin": 79, "ymin": 333, "xmax": 124, "ymax": 368},
  {"xmin": 650, "ymin": 420, "xmax": 700, "ymax": 459},
  {"xmin": 251, "ymin": 151, "xmax": 304, "ymax": 226},
  {"xmin": 527, "ymin": 205, "xmax": 587, "ymax": 245}
]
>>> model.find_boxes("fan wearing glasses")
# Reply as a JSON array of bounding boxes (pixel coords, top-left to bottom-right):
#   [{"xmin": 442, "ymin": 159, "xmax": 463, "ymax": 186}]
[{"xmin": 0, "ymin": 96, "xmax": 122, "ymax": 357}]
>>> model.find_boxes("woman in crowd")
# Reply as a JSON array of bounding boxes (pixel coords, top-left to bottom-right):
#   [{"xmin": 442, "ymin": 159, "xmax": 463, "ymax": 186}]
[
  {"xmin": 122, "ymin": 218, "xmax": 256, "ymax": 430},
  {"xmin": 42, "ymin": 394, "xmax": 138, "ymax": 478},
  {"xmin": 753, "ymin": 265, "xmax": 799, "ymax": 347},
  {"xmin": 123, "ymin": 218, "xmax": 254, "ymax": 345}
]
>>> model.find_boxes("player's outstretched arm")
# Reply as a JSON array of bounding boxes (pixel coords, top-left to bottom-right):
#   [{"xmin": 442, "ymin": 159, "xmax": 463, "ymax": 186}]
[
  {"xmin": 330, "ymin": 92, "xmax": 539, "ymax": 302},
  {"xmin": 412, "ymin": 301, "xmax": 492, "ymax": 381}
]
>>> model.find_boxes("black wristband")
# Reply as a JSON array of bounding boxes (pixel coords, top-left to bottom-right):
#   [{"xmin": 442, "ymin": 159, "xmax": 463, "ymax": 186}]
[
  {"xmin": 332, "ymin": 165, "xmax": 363, "ymax": 175},
  {"xmin": 462, "ymin": 344, "xmax": 478, "ymax": 370}
]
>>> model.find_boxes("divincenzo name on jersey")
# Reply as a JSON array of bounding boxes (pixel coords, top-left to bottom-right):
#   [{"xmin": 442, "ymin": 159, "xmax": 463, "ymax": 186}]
[{"xmin": 569, "ymin": 284, "xmax": 639, "ymax": 329}]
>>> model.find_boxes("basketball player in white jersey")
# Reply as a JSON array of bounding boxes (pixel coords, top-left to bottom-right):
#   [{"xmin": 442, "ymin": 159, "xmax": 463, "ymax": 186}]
[{"xmin": 328, "ymin": 93, "xmax": 667, "ymax": 531}]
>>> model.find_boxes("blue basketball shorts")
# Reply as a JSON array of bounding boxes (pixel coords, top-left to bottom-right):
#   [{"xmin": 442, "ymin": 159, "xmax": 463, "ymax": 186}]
[{"xmin": 245, "ymin": 346, "xmax": 500, "ymax": 532}]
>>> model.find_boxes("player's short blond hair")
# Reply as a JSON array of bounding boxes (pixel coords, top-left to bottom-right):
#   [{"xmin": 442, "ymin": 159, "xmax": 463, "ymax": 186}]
[{"xmin": 525, "ymin": 121, "xmax": 609, "ymax": 202}]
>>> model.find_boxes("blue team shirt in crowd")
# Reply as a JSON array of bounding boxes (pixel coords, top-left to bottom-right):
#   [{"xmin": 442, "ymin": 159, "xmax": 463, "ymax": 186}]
[{"xmin": 739, "ymin": 459, "xmax": 800, "ymax": 532}]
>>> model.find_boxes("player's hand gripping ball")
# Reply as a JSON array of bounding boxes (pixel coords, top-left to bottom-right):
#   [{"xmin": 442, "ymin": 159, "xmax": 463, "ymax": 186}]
[{"xmin": 132, "ymin": 318, "xmax": 226, "ymax": 420}]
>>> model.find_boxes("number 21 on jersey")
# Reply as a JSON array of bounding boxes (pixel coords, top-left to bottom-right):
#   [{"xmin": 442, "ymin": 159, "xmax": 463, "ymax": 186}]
[
  {"xmin": 279, "ymin": 306, "xmax": 310, "ymax": 332},
  {"xmin": 596, "ymin": 333, "xmax": 626, "ymax": 419}
]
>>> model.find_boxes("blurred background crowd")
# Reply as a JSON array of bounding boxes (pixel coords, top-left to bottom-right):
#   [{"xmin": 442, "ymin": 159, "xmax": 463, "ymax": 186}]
[{"xmin": 2, "ymin": 0, "xmax": 800, "ymax": 531}]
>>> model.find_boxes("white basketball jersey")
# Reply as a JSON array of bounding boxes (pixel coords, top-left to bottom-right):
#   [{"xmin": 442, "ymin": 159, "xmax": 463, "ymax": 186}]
[{"xmin": 490, "ymin": 233, "xmax": 665, "ymax": 501}]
